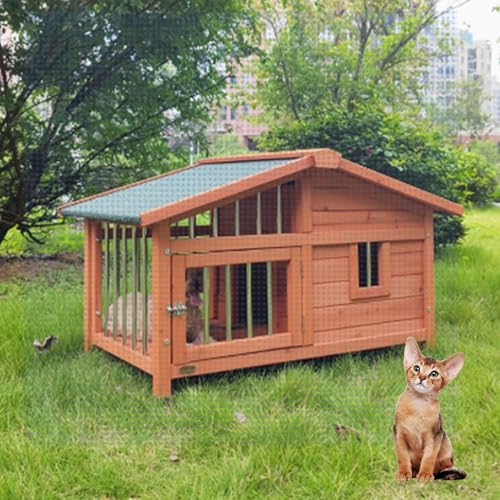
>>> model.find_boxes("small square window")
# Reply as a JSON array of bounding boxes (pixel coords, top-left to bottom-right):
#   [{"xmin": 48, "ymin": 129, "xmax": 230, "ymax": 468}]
[
  {"xmin": 349, "ymin": 242, "xmax": 390, "ymax": 300},
  {"xmin": 358, "ymin": 242, "xmax": 380, "ymax": 287}
]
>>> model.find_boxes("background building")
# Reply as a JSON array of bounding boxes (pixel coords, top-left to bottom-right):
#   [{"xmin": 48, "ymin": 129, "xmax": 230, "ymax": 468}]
[
  {"xmin": 208, "ymin": 59, "xmax": 267, "ymax": 150},
  {"xmin": 421, "ymin": 9, "xmax": 497, "ymax": 127}
]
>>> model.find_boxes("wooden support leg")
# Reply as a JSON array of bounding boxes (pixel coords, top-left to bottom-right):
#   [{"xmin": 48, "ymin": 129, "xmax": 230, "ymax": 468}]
[
  {"xmin": 423, "ymin": 210, "xmax": 436, "ymax": 345},
  {"xmin": 151, "ymin": 221, "xmax": 172, "ymax": 397},
  {"xmin": 84, "ymin": 219, "xmax": 101, "ymax": 352}
]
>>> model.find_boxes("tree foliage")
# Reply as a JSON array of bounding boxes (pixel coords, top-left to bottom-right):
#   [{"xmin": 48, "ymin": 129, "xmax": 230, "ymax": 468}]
[
  {"xmin": 254, "ymin": 0, "xmax": 465, "ymax": 125},
  {"xmin": 259, "ymin": 104, "xmax": 497, "ymax": 246},
  {"xmin": 0, "ymin": 0, "xmax": 255, "ymax": 245},
  {"xmin": 252, "ymin": 0, "xmax": 494, "ymax": 246}
]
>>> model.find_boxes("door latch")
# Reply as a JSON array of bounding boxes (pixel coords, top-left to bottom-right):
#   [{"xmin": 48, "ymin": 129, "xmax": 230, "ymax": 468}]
[{"xmin": 166, "ymin": 303, "xmax": 188, "ymax": 316}]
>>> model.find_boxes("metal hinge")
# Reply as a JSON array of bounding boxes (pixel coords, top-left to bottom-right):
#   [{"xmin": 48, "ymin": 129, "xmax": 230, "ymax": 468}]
[{"xmin": 166, "ymin": 303, "xmax": 187, "ymax": 316}]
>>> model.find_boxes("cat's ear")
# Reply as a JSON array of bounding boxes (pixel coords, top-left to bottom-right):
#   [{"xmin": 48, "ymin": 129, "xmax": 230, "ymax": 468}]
[
  {"xmin": 441, "ymin": 352, "xmax": 464, "ymax": 383},
  {"xmin": 404, "ymin": 337, "xmax": 422, "ymax": 370}
]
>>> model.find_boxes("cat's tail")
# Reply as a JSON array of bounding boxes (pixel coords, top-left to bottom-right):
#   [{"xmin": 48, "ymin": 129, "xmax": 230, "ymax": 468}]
[{"xmin": 434, "ymin": 467, "xmax": 467, "ymax": 480}]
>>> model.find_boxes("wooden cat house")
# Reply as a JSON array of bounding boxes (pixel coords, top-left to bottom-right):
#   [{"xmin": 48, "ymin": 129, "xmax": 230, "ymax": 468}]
[{"xmin": 59, "ymin": 149, "xmax": 463, "ymax": 396}]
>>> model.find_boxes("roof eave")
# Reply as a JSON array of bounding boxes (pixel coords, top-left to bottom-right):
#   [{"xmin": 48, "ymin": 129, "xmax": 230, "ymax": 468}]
[
  {"xmin": 338, "ymin": 159, "xmax": 464, "ymax": 216},
  {"xmin": 194, "ymin": 148, "xmax": 338, "ymax": 166}
]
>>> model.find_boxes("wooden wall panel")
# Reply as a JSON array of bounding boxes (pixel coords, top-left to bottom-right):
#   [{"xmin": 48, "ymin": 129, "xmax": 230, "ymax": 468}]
[
  {"xmin": 312, "ymin": 210, "xmax": 423, "ymax": 227},
  {"xmin": 310, "ymin": 170, "xmax": 426, "ymax": 213},
  {"xmin": 313, "ymin": 274, "xmax": 423, "ymax": 308},
  {"xmin": 391, "ymin": 241, "xmax": 423, "ymax": 254},
  {"xmin": 314, "ymin": 318, "xmax": 424, "ymax": 345},
  {"xmin": 312, "ymin": 257, "xmax": 349, "ymax": 284},
  {"xmin": 313, "ymin": 296, "xmax": 424, "ymax": 332},
  {"xmin": 312, "ymin": 245, "xmax": 349, "ymax": 260},
  {"xmin": 308, "ymin": 170, "xmax": 426, "ymax": 239},
  {"xmin": 391, "ymin": 252, "xmax": 423, "ymax": 276},
  {"xmin": 311, "ymin": 240, "xmax": 425, "ymax": 328}
]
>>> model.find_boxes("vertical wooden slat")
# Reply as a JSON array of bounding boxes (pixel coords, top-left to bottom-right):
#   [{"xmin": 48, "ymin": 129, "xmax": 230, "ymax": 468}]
[
  {"xmin": 112, "ymin": 224, "xmax": 119, "ymax": 340},
  {"xmin": 189, "ymin": 216, "xmax": 195, "ymax": 239},
  {"xmin": 84, "ymin": 220, "xmax": 101, "ymax": 351},
  {"xmin": 209, "ymin": 267, "xmax": 217, "ymax": 320},
  {"xmin": 121, "ymin": 225, "xmax": 128, "ymax": 344},
  {"xmin": 301, "ymin": 245, "xmax": 313, "ymax": 345},
  {"xmin": 366, "ymin": 242, "xmax": 372, "ymax": 287},
  {"xmin": 102, "ymin": 222, "xmax": 110, "ymax": 333},
  {"xmin": 213, "ymin": 208, "xmax": 218, "ymax": 237},
  {"xmin": 276, "ymin": 185, "xmax": 282, "ymax": 234},
  {"xmin": 203, "ymin": 267, "xmax": 210, "ymax": 344},
  {"xmin": 152, "ymin": 221, "xmax": 172, "ymax": 397},
  {"xmin": 142, "ymin": 228, "xmax": 148, "ymax": 354},
  {"xmin": 234, "ymin": 200, "xmax": 240, "ymax": 236},
  {"xmin": 131, "ymin": 226, "xmax": 138, "ymax": 350},
  {"xmin": 293, "ymin": 174, "xmax": 312, "ymax": 232},
  {"xmin": 289, "ymin": 247, "xmax": 303, "ymax": 346},
  {"xmin": 256, "ymin": 192, "xmax": 262, "ymax": 235},
  {"xmin": 225, "ymin": 265, "xmax": 232, "ymax": 341},
  {"xmin": 246, "ymin": 263, "xmax": 253, "ymax": 338},
  {"xmin": 266, "ymin": 261, "xmax": 272, "ymax": 336},
  {"xmin": 171, "ymin": 255, "xmax": 187, "ymax": 365},
  {"xmin": 423, "ymin": 210, "xmax": 435, "ymax": 345}
]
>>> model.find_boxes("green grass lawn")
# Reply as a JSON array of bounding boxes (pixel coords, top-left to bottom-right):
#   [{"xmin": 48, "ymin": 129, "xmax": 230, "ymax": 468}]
[{"xmin": 0, "ymin": 209, "xmax": 498, "ymax": 499}]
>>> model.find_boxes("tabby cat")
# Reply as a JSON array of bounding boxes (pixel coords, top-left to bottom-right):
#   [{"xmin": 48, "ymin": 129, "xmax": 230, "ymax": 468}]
[{"xmin": 393, "ymin": 337, "xmax": 466, "ymax": 481}]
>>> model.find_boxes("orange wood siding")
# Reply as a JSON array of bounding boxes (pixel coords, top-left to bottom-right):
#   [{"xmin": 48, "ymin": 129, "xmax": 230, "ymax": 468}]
[
  {"xmin": 84, "ymin": 220, "xmax": 101, "ymax": 352},
  {"xmin": 423, "ymin": 210, "xmax": 435, "ymax": 344},
  {"xmin": 313, "ymin": 296, "xmax": 424, "ymax": 332},
  {"xmin": 292, "ymin": 174, "xmax": 312, "ymax": 232},
  {"xmin": 311, "ymin": 240, "xmax": 425, "ymax": 336},
  {"xmin": 172, "ymin": 327, "xmax": 426, "ymax": 379},
  {"xmin": 309, "ymin": 170, "xmax": 426, "ymax": 235},
  {"xmin": 151, "ymin": 221, "xmax": 172, "ymax": 397}
]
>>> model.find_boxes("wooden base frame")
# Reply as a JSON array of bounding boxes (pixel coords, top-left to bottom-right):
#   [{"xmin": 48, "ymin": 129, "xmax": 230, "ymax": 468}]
[{"xmin": 172, "ymin": 329, "xmax": 427, "ymax": 380}]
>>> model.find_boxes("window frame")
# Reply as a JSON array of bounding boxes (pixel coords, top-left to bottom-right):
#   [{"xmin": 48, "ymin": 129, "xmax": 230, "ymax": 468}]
[{"xmin": 349, "ymin": 241, "xmax": 391, "ymax": 300}]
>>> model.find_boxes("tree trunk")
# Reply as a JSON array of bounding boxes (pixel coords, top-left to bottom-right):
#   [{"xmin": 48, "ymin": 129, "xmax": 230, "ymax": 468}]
[
  {"xmin": 0, "ymin": 193, "xmax": 25, "ymax": 247},
  {"xmin": 0, "ymin": 218, "xmax": 16, "ymax": 247}
]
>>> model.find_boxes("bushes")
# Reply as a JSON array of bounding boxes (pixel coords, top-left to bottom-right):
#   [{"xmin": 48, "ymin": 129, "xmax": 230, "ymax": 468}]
[
  {"xmin": 258, "ymin": 105, "xmax": 497, "ymax": 246},
  {"xmin": 454, "ymin": 149, "xmax": 497, "ymax": 206}
]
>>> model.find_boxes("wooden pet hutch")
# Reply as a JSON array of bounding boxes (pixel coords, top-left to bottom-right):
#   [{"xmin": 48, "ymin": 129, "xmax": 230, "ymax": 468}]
[{"xmin": 59, "ymin": 149, "xmax": 463, "ymax": 396}]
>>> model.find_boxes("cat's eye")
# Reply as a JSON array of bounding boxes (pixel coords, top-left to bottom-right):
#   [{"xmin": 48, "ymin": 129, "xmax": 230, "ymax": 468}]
[
  {"xmin": 412, "ymin": 365, "xmax": 420, "ymax": 373},
  {"xmin": 430, "ymin": 370, "xmax": 439, "ymax": 377}
]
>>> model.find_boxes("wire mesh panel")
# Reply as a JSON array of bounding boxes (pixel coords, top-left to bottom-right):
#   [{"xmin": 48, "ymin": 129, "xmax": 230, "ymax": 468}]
[
  {"xmin": 169, "ymin": 183, "xmax": 293, "ymax": 240},
  {"xmin": 171, "ymin": 248, "xmax": 299, "ymax": 366},
  {"xmin": 181, "ymin": 260, "xmax": 288, "ymax": 346}
]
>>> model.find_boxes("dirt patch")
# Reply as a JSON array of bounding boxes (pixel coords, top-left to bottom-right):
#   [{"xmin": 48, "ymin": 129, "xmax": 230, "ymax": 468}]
[{"xmin": 0, "ymin": 253, "xmax": 83, "ymax": 282}]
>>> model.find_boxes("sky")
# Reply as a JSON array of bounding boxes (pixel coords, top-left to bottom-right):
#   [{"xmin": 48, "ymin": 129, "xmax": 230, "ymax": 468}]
[{"xmin": 454, "ymin": 0, "xmax": 500, "ymax": 79}]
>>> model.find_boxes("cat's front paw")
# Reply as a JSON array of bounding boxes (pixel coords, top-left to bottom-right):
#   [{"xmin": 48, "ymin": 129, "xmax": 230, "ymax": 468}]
[
  {"xmin": 416, "ymin": 471, "xmax": 434, "ymax": 482},
  {"xmin": 395, "ymin": 471, "xmax": 412, "ymax": 481}
]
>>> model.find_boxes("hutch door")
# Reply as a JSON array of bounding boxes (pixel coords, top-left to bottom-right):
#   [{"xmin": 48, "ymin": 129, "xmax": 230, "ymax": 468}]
[{"xmin": 170, "ymin": 248, "xmax": 302, "ymax": 366}]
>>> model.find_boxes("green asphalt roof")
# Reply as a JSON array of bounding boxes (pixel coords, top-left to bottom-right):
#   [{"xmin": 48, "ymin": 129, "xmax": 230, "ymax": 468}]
[{"xmin": 60, "ymin": 158, "xmax": 295, "ymax": 224}]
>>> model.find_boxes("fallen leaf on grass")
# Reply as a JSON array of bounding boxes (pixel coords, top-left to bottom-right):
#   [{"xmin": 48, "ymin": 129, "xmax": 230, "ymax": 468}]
[{"xmin": 234, "ymin": 411, "xmax": 247, "ymax": 423}]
